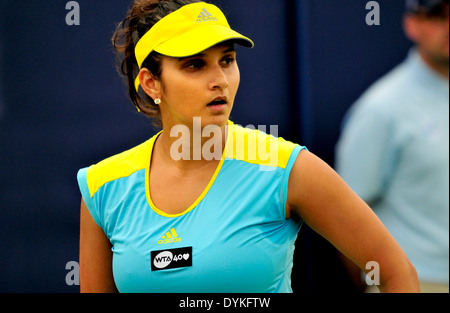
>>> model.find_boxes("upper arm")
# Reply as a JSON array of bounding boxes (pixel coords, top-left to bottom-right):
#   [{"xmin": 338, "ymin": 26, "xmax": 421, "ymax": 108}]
[
  {"xmin": 79, "ymin": 198, "xmax": 118, "ymax": 293},
  {"xmin": 286, "ymin": 151, "xmax": 416, "ymax": 289}
]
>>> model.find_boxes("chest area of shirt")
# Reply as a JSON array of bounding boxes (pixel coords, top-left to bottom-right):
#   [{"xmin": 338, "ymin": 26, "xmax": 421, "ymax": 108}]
[{"xmin": 112, "ymin": 216, "xmax": 292, "ymax": 293}]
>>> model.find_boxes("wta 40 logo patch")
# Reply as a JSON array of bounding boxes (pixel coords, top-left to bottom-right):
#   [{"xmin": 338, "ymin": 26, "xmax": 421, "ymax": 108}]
[{"xmin": 151, "ymin": 247, "xmax": 192, "ymax": 271}]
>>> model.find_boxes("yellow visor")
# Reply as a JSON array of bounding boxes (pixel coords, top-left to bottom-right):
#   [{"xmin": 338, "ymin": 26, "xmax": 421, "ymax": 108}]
[{"xmin": 134, "ymin": 2, "xmax": 254, "ymax": 91}]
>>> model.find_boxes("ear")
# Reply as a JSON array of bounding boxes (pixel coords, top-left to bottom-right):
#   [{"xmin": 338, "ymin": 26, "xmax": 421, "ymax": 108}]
[{"xmin": 139, "ymin": 68, "xmax": 162, "ymax": 101}]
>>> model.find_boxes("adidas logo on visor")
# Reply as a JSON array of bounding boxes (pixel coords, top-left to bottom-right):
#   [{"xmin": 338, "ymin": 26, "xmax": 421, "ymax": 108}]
[
  {"xmin": 158, "ymin": 228, "xmax": 181, "ymax": 245},
  {"xmin": 197, "ymin": 8, "xmax": 218, "ymax": 22}
]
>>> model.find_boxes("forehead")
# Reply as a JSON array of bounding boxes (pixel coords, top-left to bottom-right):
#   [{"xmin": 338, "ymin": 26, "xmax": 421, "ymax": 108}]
[{"xmin": 157, "ymin": 43, "xmax": 238, "ymax": 75}]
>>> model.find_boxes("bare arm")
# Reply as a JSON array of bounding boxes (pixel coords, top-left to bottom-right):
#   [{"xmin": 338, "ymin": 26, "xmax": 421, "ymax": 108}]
[
  {"xmin": 286, "ymin": 151, "xmax": 419, "ymax": 293},
  {"xmin": 79, "ymin": 198, "xmax": 118, "ymax": 293}
]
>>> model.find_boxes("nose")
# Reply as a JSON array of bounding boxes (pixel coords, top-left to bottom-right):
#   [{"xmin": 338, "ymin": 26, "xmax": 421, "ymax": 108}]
[{"xmin": 209, "ymin": 65, "xmax": 229, "ymax": 90}]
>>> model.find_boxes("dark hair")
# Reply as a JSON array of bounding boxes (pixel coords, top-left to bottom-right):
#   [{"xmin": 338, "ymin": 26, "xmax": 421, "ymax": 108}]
[{"xmin": 112, "ymin": 0, "xmax": 201, "ymax": 128}]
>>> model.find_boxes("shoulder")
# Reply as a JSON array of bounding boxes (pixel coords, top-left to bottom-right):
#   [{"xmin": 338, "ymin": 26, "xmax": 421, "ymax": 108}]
[
  {"xmin": 80, "ymin": 135, "xmax": 158, "ymax": 198},
  {"xmin": 352, "ymin": 59, "xmax": 418, "ymax": 116},
  {"xmin": 225, "ymin": 122, "xmax": 305, "ymax": 170}
]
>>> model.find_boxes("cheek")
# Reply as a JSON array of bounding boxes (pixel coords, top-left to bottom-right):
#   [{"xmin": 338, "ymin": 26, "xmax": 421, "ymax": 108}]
[
  {"xmin": 161, "ymin": 76, "xmax": 197, "ymax": 102},
  {"xmin": 421, "ymin": 25, "xmax": 447, "ymax": 44},
  {"xmin": 228, "ymin": 67, "xmax": 241, "ymax": 96}
]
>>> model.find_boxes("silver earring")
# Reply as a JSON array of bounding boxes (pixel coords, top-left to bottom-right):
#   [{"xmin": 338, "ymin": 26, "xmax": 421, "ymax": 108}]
[{"xmin": 154, "ymin": 98, "xmax": 161, "ymax": 105}]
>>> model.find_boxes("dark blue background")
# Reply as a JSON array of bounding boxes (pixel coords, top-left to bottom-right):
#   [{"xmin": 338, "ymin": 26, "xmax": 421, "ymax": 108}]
[{"xmin": 0, "ymin": 0, "xmax": 411, "ymax": 292}]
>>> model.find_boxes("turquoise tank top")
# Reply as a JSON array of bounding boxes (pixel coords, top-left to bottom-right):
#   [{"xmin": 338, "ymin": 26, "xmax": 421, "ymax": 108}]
[{"xmin": 77, "ymin": 122, "xmax": 305, "ymax": 293}]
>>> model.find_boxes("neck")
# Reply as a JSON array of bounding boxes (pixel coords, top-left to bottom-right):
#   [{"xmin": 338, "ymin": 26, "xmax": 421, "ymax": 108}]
[{"xmin": 419, "ymin": 49, "xmax": 450, "ymax": 79}]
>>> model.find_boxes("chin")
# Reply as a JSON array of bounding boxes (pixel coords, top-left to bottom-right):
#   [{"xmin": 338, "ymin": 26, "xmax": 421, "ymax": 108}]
[
  {"xmin": 209, "ymin": 115, "xmax": 231, "ymax": 127},
  {"xmin": 198, "ymin": 111, "xmax": 229, "ymax": 127}
]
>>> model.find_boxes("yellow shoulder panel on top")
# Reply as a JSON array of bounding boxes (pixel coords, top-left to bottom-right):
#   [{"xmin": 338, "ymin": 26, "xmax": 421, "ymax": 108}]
[
  {"xmin": 225, "ymin": 123, "xmax": 297, "ymax": 169},
  {"xmin": 86, "ymin": 136, "xmax": 158, "ymax": 198}
]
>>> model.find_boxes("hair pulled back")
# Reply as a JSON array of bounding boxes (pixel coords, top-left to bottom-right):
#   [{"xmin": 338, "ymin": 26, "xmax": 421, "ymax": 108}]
[{"xmin": 112, "ymin": 0, "xmax": 200, "ymax": 128}]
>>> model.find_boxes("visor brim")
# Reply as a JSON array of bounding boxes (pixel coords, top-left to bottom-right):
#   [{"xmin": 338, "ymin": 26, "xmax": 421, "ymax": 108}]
[{"xmin": 154, "ymin": 25, "xmax": 254, "ymax": 58}]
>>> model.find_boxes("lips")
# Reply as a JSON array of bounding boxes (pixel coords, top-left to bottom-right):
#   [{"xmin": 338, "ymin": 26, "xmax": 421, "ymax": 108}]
[{"xmin": 207, "ymin": 97, "xmax": 228, "ymax": 106}]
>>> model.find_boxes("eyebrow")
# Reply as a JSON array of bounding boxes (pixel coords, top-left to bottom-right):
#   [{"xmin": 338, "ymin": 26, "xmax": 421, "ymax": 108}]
[{"xmin": 177, "ymin": 46, "xmax": 236, "ymax": 62}]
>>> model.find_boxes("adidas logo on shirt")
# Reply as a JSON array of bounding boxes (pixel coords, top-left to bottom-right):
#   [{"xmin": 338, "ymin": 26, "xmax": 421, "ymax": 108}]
[
  {"xmin": 197, "ymin": 8, "xmax": 218, "ymax": 23},
  {"xmin": 158, "ymin": 228, "xmax": 181, "ymax": 245}
]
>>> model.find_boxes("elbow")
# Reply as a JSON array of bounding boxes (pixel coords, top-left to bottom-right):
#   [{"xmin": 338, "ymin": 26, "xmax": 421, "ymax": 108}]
[
  {"xmin": 401, "ymin": 259, "xmax": 420, "ymax": 293},
  {"xmin": 407, "ymin": 260, "xmax": 420, "ymax": 292},
  {"xmin": 379, "ymin": 257, "xmax": 420, "ymax": 293}
]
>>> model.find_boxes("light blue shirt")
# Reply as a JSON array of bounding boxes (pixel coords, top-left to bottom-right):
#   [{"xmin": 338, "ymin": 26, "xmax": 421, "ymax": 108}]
[{"xmin": 336, "ymin": 49, "xmax": 449, "ymax": 284}]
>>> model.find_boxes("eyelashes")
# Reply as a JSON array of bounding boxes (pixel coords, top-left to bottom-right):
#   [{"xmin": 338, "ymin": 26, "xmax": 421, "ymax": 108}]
[
  {"xmin": 183, "ymin": 55, "xmax": 236, "ymax": 71},
  {"xmin": 185, "ymin": 59, "xmax": 206, "ymax": 70}
]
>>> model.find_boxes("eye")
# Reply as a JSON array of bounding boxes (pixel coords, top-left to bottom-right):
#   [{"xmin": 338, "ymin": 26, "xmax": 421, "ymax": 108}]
[
  {"xmin": 185, "ymin": 59, "xmax": 205, "ymax": 70},
  {"xmin": 221, "ymin": 55, "xmax": 236, "ymax": 67}
]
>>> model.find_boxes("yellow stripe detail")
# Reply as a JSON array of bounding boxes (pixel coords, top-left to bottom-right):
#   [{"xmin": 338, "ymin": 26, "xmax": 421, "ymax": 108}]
[
  {"xmin": 86, "ymin": 135, "xmax": 159, "ymax": 198},
  {"xmin": 165, "ymin": 232, "xmax": 173, "ymax": 239},
  {"xmin": 225, "ymin": 123, "xmax": 296, "ymax": 169}
]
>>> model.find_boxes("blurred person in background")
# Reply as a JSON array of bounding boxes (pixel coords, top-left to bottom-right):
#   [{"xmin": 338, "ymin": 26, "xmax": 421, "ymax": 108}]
[{"xmin": 336, "ymin": 0, "xmax": 449, "ymax": 293}]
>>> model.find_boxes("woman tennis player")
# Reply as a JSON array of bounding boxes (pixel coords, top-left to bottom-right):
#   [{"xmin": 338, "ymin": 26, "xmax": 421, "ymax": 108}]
[{"xmin": 78, "ymin": 0, "xmax": 419, "ymax": 293}]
